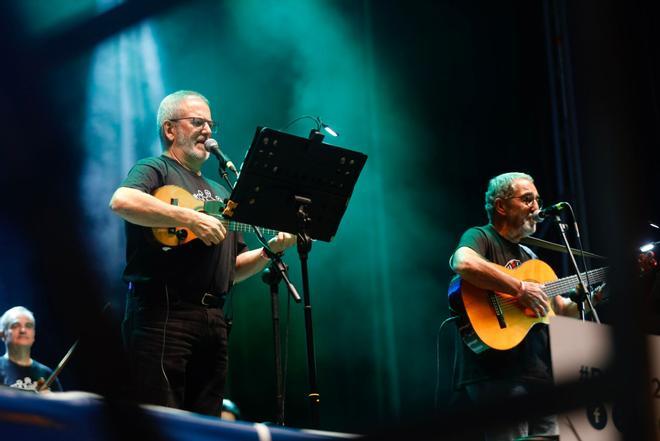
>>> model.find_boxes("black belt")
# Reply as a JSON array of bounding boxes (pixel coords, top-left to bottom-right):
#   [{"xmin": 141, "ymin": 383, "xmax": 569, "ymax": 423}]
[
  {"xmin": 199, "ymin": 292, "xmax": 224, "ymax": 308},
  {"xmin": 129, "ymin": 282, "xmax": 225, "ymax": 309}
]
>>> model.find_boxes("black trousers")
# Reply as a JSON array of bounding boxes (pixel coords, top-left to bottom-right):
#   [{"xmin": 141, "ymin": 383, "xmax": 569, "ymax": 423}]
[
  {"xmin": 122, "ymin": 290, "xmax": 228, "ymax": 416},
  {"xmin": 465, "ymin": 380, "xmax": 558, "ymax": 441}
]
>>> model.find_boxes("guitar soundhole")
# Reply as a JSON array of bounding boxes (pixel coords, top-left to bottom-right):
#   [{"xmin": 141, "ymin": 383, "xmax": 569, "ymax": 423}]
[{"xmin": 175, "ymin": 229, "xmax": 188, "ymax": 240}]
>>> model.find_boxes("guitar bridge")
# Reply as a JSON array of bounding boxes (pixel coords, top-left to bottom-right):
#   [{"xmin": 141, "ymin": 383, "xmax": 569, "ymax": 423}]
[{"xmin": 488, "ymin": 293, "xmax": 507, "ymax": 329}]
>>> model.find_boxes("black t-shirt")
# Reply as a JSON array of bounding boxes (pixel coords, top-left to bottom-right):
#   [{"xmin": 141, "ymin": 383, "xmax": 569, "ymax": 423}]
[
  {"xmin": 120, "ymin": 155, "xmax": 247, "ymax": 295},
  {"xmin": 450, "ymin": 224, "xmax": 552, "ymax": 387},
  {"xmin": 0, "ymin": 356, "xmax": 62, "ymax": 392}
]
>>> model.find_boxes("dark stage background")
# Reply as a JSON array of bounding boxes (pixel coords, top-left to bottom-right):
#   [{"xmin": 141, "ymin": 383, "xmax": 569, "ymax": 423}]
[{"xmin": 0, "ymin": 0, "xmax": 658, "ymax": 436}]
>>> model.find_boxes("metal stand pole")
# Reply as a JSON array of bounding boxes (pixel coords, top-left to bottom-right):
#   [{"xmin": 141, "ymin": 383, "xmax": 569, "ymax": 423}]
[
  {"xmin": 262, "ymin": 266, "xmax": 286, "ymax": 425},
  {"xmin": 295, "ymin": 196, "xmax": 320, "ymax": 427}
]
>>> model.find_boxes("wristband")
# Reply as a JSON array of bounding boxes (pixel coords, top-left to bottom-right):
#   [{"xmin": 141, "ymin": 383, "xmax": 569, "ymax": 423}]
[{"xmin": 260, "ymin": 248, "xmax": 284, "ymax": 260}]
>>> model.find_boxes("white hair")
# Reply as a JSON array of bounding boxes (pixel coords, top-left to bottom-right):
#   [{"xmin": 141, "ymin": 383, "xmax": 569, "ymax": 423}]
[
  {"xmin": 484, "ymin": 172, "xmax": 534, "ymax": 222},
  {"xmin": 0, "ymin": 306, "xmax": 35, "ymax": 332},
  {"xmin": 156, "ymin": 90, "xmax": 210, "ymax": 147}
]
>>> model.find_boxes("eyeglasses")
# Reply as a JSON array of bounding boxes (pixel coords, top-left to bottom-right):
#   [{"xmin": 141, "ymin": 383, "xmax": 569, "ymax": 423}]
[
  {"xmin": 169, "ymin": 117, "xmax": 217, "ymax": 133},
  {"xmin": 505, "ymin": 194, "xmax": 543, "ymax": 207}
]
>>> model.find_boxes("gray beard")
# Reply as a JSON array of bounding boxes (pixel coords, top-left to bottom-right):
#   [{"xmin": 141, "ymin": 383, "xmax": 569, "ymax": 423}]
[{"xmin": 520, "ymin": 218, "xmax": 537, "ymax": 238}]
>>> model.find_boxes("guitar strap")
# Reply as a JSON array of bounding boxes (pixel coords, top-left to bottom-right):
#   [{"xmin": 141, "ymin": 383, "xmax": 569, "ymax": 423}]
[
  {"xmin": 521, "ymin": 236, "xmax": 607, "ymax": 260},
  {"xmin": 519, "ymin": 244, "xmax": 538, "ymax": 260}
]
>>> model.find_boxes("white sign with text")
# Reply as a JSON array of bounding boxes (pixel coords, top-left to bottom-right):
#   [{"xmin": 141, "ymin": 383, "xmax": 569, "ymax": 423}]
[{"xmin": 549, "ymin": 315, "xmax": 660, "ymax": 440}]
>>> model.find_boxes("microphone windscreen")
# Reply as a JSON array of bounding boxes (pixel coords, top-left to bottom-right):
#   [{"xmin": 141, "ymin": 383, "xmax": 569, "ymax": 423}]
[
  {"xmin": 204, "ymin": 138, "xmax": 219, "ymax": 152},
  {"xmin": 532, "ymin": 210, "xmax": 545, "ymax": 224}
]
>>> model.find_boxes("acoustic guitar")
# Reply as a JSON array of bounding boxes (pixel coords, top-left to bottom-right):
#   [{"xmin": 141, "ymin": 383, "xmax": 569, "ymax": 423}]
[
  {"xmin": 448, "ymin": 259, "xmax": 607, "ymax": 353},
  {"xmin": 151, "ymin": 185, "xmax": 277, "ymax": 246}
]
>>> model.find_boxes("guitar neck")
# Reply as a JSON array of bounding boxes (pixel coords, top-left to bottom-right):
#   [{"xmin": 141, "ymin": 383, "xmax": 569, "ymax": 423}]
[
  {"xmin": 543, "ymin": 267, "xmax": 607, "ymax": 298},
  {"xmin": 221, "ymin": 220, "xmax": 278, "ymax": 236},
  {"xmin": 205, "ymin": 206, "xmax": 279, "ymax": 235}
]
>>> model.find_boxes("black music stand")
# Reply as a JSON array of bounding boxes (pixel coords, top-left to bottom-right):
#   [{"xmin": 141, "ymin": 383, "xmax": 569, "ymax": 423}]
[
  {"xmin": 224, "ymin": 127, "xmax": 367, "ymax": 427},
  {"xmin": 225, "ymin": 127, "xmax": 367, "ymax": 242}
]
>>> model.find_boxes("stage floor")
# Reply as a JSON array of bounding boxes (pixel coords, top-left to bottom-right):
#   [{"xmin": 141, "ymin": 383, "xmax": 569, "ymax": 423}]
[{"xmin": 0, "ymin": 388, "xmax": 357, "ymax": 441}]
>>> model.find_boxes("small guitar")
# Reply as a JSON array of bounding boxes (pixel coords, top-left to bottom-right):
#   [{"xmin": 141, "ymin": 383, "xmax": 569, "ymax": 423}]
[
  {"xmin": 448, "ymin": 259, "xmax": 607, "ymax": 353},
  {"xmin": 151, "ymin": 185, "xmax": 278, "ymax": 246}
]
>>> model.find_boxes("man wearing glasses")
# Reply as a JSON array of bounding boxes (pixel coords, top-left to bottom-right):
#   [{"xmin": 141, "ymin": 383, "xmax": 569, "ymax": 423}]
[
  {"xmin": 109, "ymin": 90, "xmax": 294, "ymax": 415},
  {"xmin": 448, "ymin": 172, "xmax": 577, "ymax": 440}
]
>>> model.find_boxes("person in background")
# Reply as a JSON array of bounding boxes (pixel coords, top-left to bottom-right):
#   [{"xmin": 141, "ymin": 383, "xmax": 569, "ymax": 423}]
[{"xmin": 0, "ymin": 306, "xmax": 62, "ymax": 392}]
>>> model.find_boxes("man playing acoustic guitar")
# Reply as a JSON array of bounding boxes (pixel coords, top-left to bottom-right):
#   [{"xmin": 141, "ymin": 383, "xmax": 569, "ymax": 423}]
[
  {"xmin": 449, "ymin": 172, "xmax": 580, "ymax": 441},
  {"xmin": 109, "ymin": 90, "xmax": 295, "ymax": 415}
]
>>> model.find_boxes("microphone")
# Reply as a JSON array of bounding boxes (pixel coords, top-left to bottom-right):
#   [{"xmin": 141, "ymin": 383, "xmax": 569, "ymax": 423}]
[
  {"xmin": 204, "ymin": 138, "xmax": 238, "ymax": 175},
  {"xmin": 532, "ymin": 202, "xmax": 568, "ymax": 223}
]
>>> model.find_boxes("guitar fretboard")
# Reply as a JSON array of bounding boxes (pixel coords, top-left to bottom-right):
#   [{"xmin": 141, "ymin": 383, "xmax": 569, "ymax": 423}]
[
  {"xmin": 222, "ymin": 220, "xmax": 278, "ymax": 236},
  {"xmin": 543, "ymin": 267, "xmax": 607, "ymax": 298}
]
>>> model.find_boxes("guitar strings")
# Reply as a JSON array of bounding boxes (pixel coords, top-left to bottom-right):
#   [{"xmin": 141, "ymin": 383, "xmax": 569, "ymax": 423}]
[
  {"xmin": 492, "ymin": 267, "xmax": 607, "ymax": 312},
  {"xmin": 222, "ymin": 221, "xmax": 278, "ymax": 235}
]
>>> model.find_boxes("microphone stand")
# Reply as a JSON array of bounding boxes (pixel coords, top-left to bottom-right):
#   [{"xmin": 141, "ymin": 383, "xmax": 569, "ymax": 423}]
[
  {"xmin": 552, "ymin": 215, "xmax": 599, "ymax": 322},
  {"xmin": 217, "ymin": 165, "xmax": 233, "ymax": 193}
]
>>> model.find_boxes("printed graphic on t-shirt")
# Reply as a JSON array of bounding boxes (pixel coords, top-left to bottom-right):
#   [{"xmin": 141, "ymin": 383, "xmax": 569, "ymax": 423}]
[
  {"xmin": 193, "ymin": 189, "xmax": 221, "ymax": 202},
  {"xmin": 9, "ymin": 377, "xmax": 39, "ymax": 391},
  {"xmin": 505, "ymin": 259, "xmax": 522, "ymax": 270}
]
